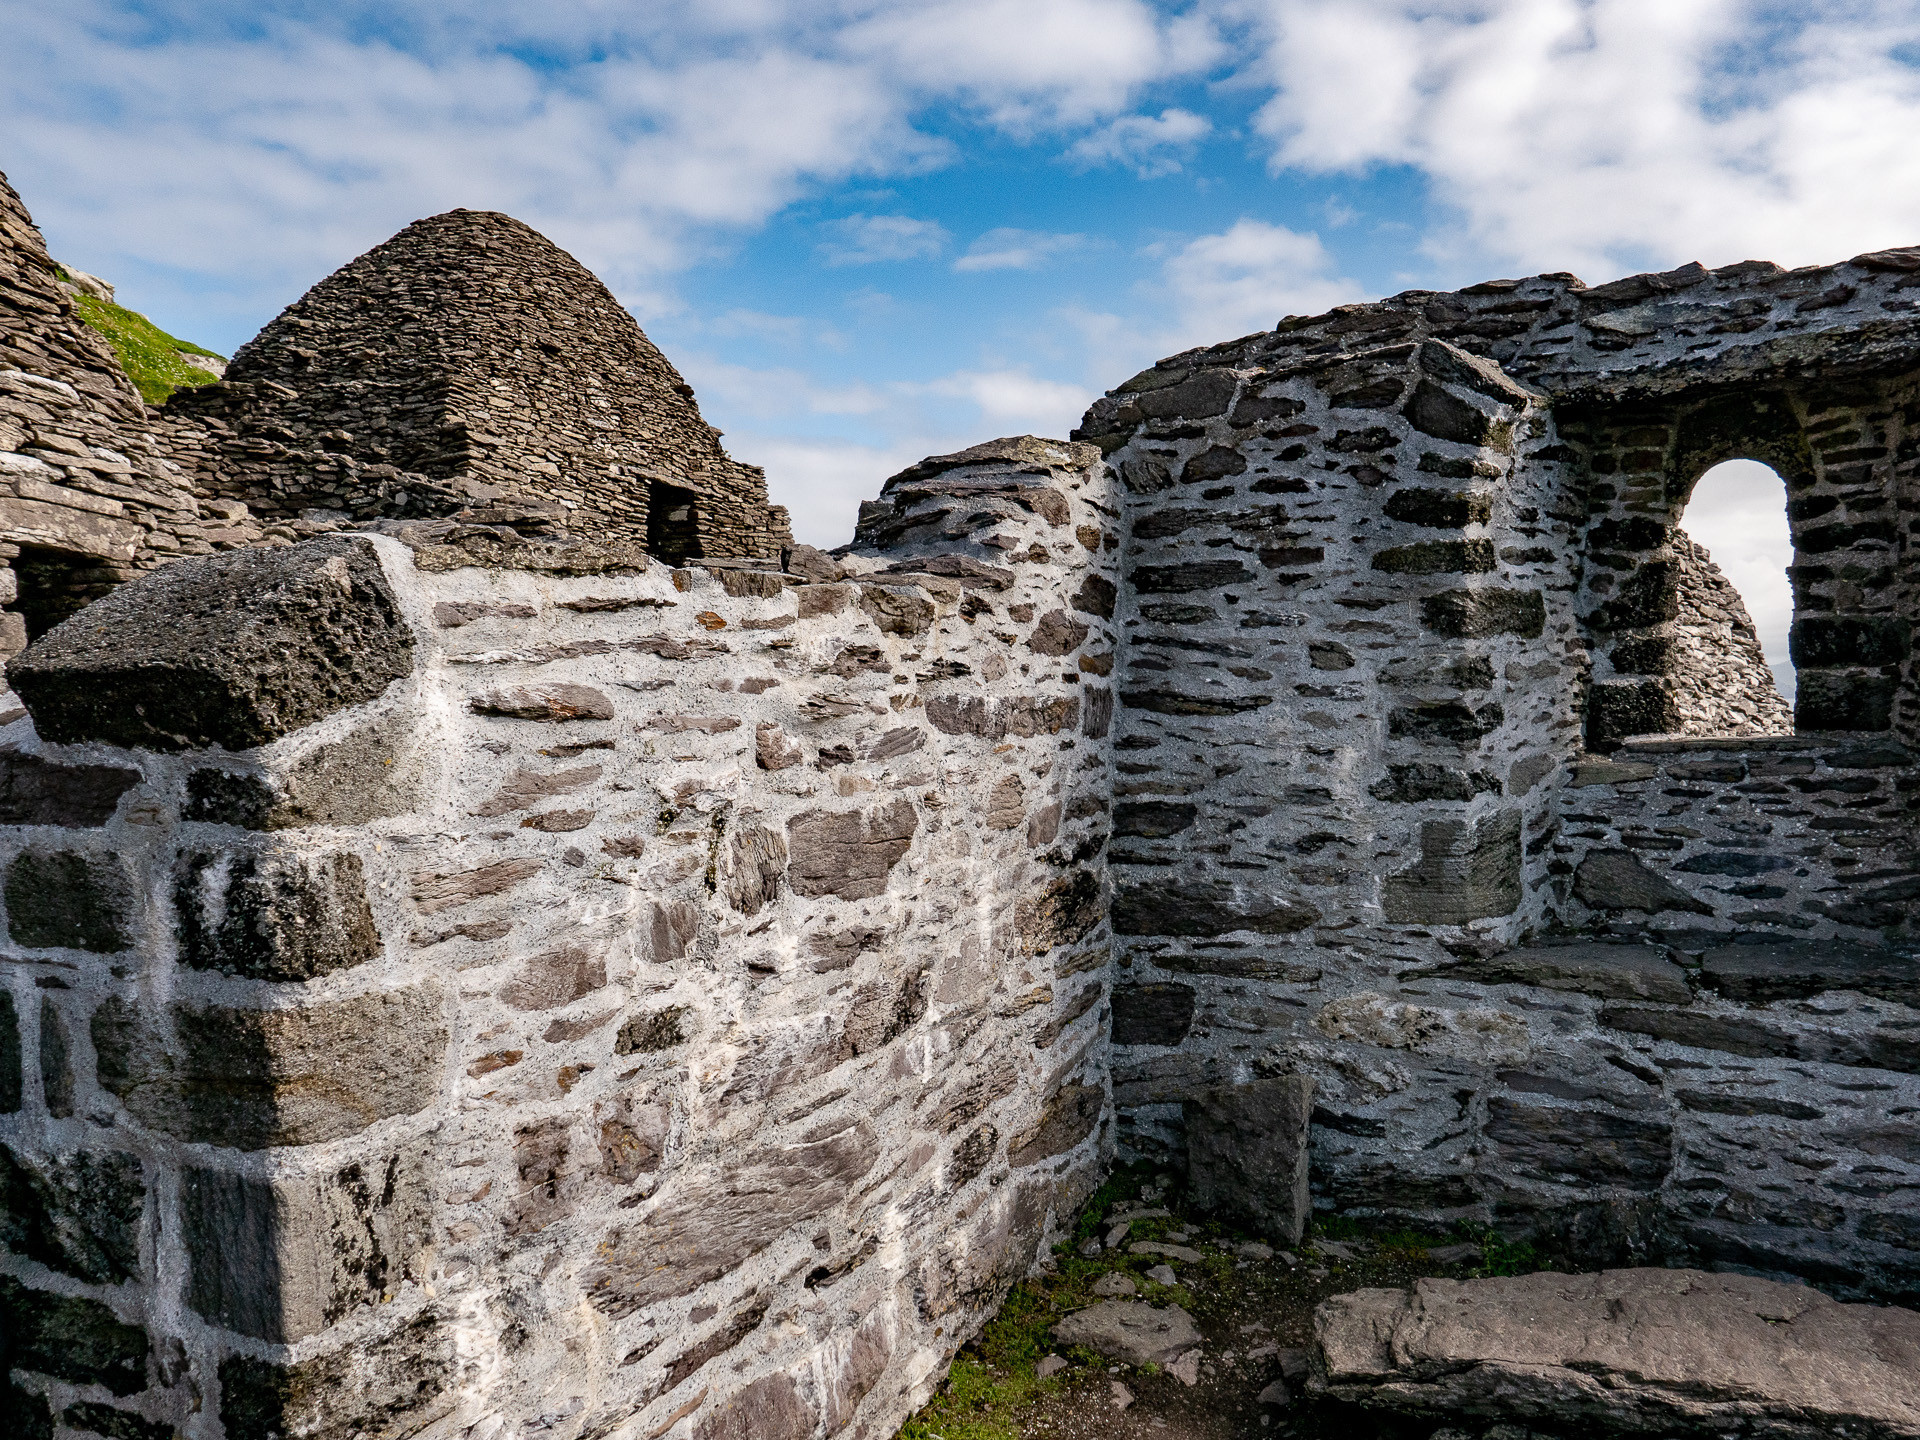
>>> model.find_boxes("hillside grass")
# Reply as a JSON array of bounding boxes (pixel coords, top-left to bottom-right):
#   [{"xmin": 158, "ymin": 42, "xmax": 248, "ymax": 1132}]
[{"xmin": 63, "ymin": 277, "xmax": 225, "ymax": 405}]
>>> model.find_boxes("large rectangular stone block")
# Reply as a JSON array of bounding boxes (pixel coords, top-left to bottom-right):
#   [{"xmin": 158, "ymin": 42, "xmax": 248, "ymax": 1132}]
[
  {"xmin": 175, "ymin": 844, "xmax": 380, "ymax": 981},
  {"xmin": 0, "ymin": 1274, "xmax": 148, "ymax": 1396},
  {"xmin": 0, "ymin": 1142, "xmax": 144, "ymax": 1283},
  {"xmin": 93, "ymin": 986, "xmax": 446, "ymax": 1149},
  {"xmin": 1185, "ymin": 1077, "xmax": 1314, "ymax": 1244}
]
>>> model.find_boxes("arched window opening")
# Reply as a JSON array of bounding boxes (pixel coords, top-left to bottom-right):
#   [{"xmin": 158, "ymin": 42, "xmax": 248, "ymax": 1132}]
[
  {"xmin": 646, "ymin": 483, "xmax": 703, "ymax": 565},
  {"xmin": 13, "ymin": 546, "xmax": 108, "ymax": 641},
  {"xmin": 1673, "ymin": 459, "xmax": 1794, "ymax": 735}
]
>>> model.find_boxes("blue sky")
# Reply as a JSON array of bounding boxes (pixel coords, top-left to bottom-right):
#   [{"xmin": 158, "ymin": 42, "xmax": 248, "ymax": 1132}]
[{"xmin": 5, "ymin": 0, "xmax": 1920, "ymax": 678}]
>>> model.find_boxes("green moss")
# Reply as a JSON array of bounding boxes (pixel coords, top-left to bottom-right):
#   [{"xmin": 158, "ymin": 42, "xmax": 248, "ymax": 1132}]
[{"xmin": 62, "ymin": 279, "xmax": 224, "ymax": 405}]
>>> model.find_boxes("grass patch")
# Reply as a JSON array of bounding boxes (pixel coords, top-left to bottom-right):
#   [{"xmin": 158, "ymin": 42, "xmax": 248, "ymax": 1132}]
[{"xmin": 64, "ymin": 280, "xmax": 225, "ymax": 405}]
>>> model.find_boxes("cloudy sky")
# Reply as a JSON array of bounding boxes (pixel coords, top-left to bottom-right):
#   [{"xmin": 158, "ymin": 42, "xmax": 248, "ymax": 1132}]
[{"xmin": 7, "ymin": 1, "xmax": 1919, "ymax": 685}]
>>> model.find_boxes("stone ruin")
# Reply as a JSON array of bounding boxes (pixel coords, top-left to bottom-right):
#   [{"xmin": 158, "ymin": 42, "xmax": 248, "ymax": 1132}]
[{"xmin": 0, "ymin": 164, "xmax": 1915, "ymax": 1440}]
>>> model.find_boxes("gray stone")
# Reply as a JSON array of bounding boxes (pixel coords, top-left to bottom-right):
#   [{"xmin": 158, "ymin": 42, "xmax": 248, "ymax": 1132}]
[
  {"xmin": 786, "ymin": 799, "xmax": 917, "ymax": 900},
  {"xmin": 1314, "ymin": 1269, "xmax": 1920, "ymax": 1438},
  {"xmin": 176, "ymin": 845, "xmax": 380, "ymax": 981},
  {"xmin": 1601, "ymin": 1003, "xmax": 1920, "ymax": 1075},
  {"xmin": 0, "ymin": 989, "xmax": 19, "ymax": 1112},
  {"xmin": 182, "ymin": 709, "xmax": 423, "ymax": 829},
  {"xmin": 1009, "ymin": 1082, "xmax": 1102, "ymax": 1166},
  {"xmin": 1701, "ymin": 941, "xmax": 1919, "ymax": 1004},
  {"xmin": 1184, "ymin": 1077, "xmax": 1314, "ymax": 1244},
  {"xmin": 37, "ymin": 997, "xmax": 72, "ymax": 1118},
  {"xmin": 8, "ymin": 537, "xmax": 415, "ymax": 751},
  {"xmin": 93, "ymin": 986, "xmax": 447, "ymax": 1149},
  {"xmin": 183, "ymin": 1152, "xmax": 430, "ymax": 1342},
  {"xmin": 694, "ymin": 1372, "xmax": 813, "ymax": 1440},
  {"xmin": 1573, "ymin": 849, "xmax": 1713, "ymax": 914},
  {"xmin": 0, "ymin": 749, "xmax": 138, "ymax": 826},
  {"xmin": 1112, "ymin": 881, "xmax": 1319, "ymax": 936},
  {"xmin": 217, "ymin": 1308, "xmax": 452, "ymax": 1440},
  {"xmin": 1484, "ymin": 1098, "xmax": 1672, "ymax": 1186},
  {"xmin": 0, "ymin": 1274, "xmax": 149, "ymax": 1396},
  {"xmin": 1093, "ymin": 1272, "xmax": 1137, "ymax": 1296},
  {"xmin": 0, "ymin": 1143, "xmax": 143, "ymax": 1283},
  {"xmin": 1441, "ymin": 942, "xmax": 1692, "ymax": 1003},
  {"xmin": 1051, "ymin": 1300, "xmax": 1202, "ymax": 1367},
  {"xmin": 584, "ymin": 1118, "xmax": 879, "ymax": 1315},
  {"xmin": 1419, "ymin": 588, "xmax": 1546, "ymax": 639},
  {"xmin": 1112, "ymin": 984, "xmax": 1196, "ymax": 1046},
  {"xmin": 469, "ymin": 682, "xmax": 614, "ymax": 721},
  {"xmin": 498, "ymin": 943, "xmax": 607, "ymax": 1011},
  {"xmin": 6, "ymin": 848, "xmax": 135, "ymax": 951},
  {"xmin": 1382, "ymin": 811, "xmax": 1522, "ymax": 924}
]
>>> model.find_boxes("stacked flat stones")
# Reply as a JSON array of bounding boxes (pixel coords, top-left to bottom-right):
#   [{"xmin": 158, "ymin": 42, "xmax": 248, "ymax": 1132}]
[
  {"xmin": 1667, "ymin": 530, "xmax": 1793, "ymax": 737},
  {"xmin": 159, "ymin": 209, "xmax": 792, "ymax": 555}
]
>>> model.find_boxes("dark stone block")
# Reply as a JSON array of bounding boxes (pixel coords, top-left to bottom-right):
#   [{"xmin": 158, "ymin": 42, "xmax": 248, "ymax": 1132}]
[
  {"xmin": 1112, "ymin": 881, "xmax": 1319, "ymax": 937},
  {"xmin": 1484, "ymin": 1099, "xmax": 1672, "ymax": 1187},
  {"xmin": 1587, "ymin": 516, "xmax": 1668, "ymax": 551},
  {"xmin": 8, "ymin": 538, "xmax": 414, "ymax": 752},
  {"xmin": 1607, "ymin": 634, "xmax": 1673, "ymax": 674},
  {"xmin": 1129, "ymin": 560, "xmax": 1252, "ymax": 592},
  {"xmin": 37, "ymin": 999, "xmax": 71, "ymax": 1118},
  {"xmin": 1382, "ymin": 811, "xmax": 1522, "ymax": 924},
  {"xmin": 0, "ymin": 991, "xmax": 19, "ymax": 1113},
  {"xmin": 1383, "ymin": 487, "xmax": 1491, "ymax": 528},
  {"xmin": 1369, "ymin": 763, "xmax": 1500, "ymax": 803},
  {"xmin": 1790, "ymin": 616, "xmax": 1910, "ymax": 668},
  {"xmin": 0, "ymin": 751, "xmax": 139, "ymax": 827},
  {"xmin": 1797, "ymin": 519, "xmax": 1897, "ymax": 552},
  {"xmin": 1072, "ymin": 573, "xmax": 1117, "ymax": 618},
  {"xmin": 60, "ymin": 1402, "xmax": 171, "ymax": 1440},
  {"xmin": 217, "ymin": 1308, "xmax": 452, "ymax": 1440},
  {"xmin": 183, "ymin": 710, "xmax": 421, "ymax": 830},
  {"xmin": 1371, "ymin": 539, "xmax": 1496, "ymax": 574},
  {"xmin": 1112, "ymin": 801, "xmax": 1197, "ymax": 837},
  {"xmin": 1586, "ymin": 680, "xmax": 1676, "ymax": 749},
  {"xmin": 6, "ymin": 849, "xmax": 134, "ymax": 952},
  {"xmin": 176, "ymin": 846, "xmax": 380, "ymax": 981},
  {"xmin": 0, "ymin": 1143, "xmax": 144, "ymax": 1283},
  {"xmin": 1796, "ymin": 670, "xmax": 1895, "ymax": 731},
  {"xmin": 1112, "ymin": 984, "xmax": 1196, "ymax": 1046},
  {"xmin": 1405, "ymin": 379, "xmax": 1500, "ymax": 445},
  {"xmin": 1420, "ymin": 587, "xmax": 1546, "ymax": 639},
  {"xmin": 1439, "ymin": 942, "xmax": 1692, "ymax": 1003},
  {"xmin": 1700, "ymin": 941, "xmax": 1918, "ymax": 1005},
  {"xmin": 0, "ymin": 1275, "xmax": 148, "ymax": 1396},
  {"xmin": 1181, "ymin": 446, "xmax": 1248, "ymax": 485},
  {"xmin": 183, "ymin": 1153, "xmax": 430, "ymax": 1342},
  {"xmin": 1185, "ymin": 1077, "xmax": 1314, "ymax": 1244},
  {"xmin": 1009, "ymin": 1082, "xmax": 1103, "ymax": 1166},
  {"xmin": 93, "ymin": 987, "xmax": 447, "ymax": 1149},
  {"xmin": 1573, "ymin": 850, "xmax": 1712, "ymax": 915},
  {"xmin": 1591, "ymin": 560, "xmax": 1679, "ymax": 630},
  {"xmin": 1136, "ymin": 368, "xmax": 1237, "ymax": 421},
  {"xmin": 6, "ymin": 1381, "xmax": 52, "ymax": 1440},
  {"xmin": 1674, "ymin": 850, "xmax": 1791, "ymax": 877},
  {"xmin": 1676, "ymin": 1088, "xmax": 1823, "ymax": 1120},
  {"xmin": 1388, "ymin": 701, "xmax": 1505, "ymax": 743},
  {"xmin": 1860, "ymin": 1212, "xmax": 1920, "ymax": 1250},
  {"xmin": 1600, "ymin": 1004, "xmax": 1920, "ymax": 1074},
  {"xmin": 1120, "ymin": 689, "xmax": 1272, "ymax": 716}
]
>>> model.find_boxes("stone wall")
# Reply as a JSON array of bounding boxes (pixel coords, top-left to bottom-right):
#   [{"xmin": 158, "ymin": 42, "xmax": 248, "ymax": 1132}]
[{"xmin": 154, "ymin": 209, "xmax": 790, "ymax": 560}]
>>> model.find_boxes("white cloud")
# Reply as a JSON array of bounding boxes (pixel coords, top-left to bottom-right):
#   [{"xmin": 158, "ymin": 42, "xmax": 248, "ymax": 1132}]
[
  {"xmin": 912, "ymin": 369, "xmax": 1095, "ymax": 429},
  {"xmin": 1235, "ymin": 0, "xmax": 1920, "ymax": 279},
  {"xmin": 1066, "ymin": 107, "xmax": 1211, "ymax": 177},
  {"xmin": 1681, "ymin": 459, "xmax": 1796, "ymax": 697},
  {"xmin": 818, "ymin": 214, "xmax": 950, "ymax": 266},
  {"xmin": 954, "ymin": 228, "xmax": 1087, "ymax": 272},
  {"xmin": 1159, "ymin": 218, "xmax": 1363, "ymax": 347},
  {"xmin": 747, "ymin": 434, "xmax": 942, "ymax": 550}
]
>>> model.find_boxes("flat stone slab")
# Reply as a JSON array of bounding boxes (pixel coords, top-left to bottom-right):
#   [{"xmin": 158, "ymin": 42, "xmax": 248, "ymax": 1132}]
[
  {"xmin": 1052, "ymin": 1301, "xmax": 1201, "ymax": 1367},
  {"xmin": 1701, "ymin": 940, "xmax": 1919, "ymax": 1006},
  {"xmin": 1315, "ymin": 1268, "xmax": 1920, "ymax": 1438},
  {"xmin": 1439, "ymin": 941, "xmax": 1691, "ymax": 1003}
]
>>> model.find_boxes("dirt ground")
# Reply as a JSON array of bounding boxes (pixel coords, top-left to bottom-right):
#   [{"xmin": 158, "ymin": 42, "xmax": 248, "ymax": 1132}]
[{"xmin": 896, "ymin": 1166, "xmax": 1538, "ymax": 1440}]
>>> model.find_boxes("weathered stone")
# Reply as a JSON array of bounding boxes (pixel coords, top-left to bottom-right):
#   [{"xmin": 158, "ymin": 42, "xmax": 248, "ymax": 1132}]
[
  {"xmin": 1797, "ymin": 670, "xmax": 1897, "ymax": 731},
  {"xmin": 0, "ymin": 1275, "xmax": 148, "ymax": 1396},
  {"xmin": 469, "ymin": 682, "xmax": 614, "ymax": 721},
  {"xmin": 1314, "ymin": 1269, "xmax": 1920, "ymax": 1438},
  {"xmin": 0, "ymin": 749, "xmax": 138, "ymax": 826},
  {"xmin": 1112, "ymin": 983, "xmax": 1196, "ymax": 1046},
  {"xmin": 1028, "ymin": 608, "xmax": 1089, "ymax": 656},
  {"xmin": 93, "ymin": 986, "xmax": 446, "ymax": 1149},
  {"xmin": 176, "ymin": 846, "xmax": 380, "ymax": 981},
  {"xmin": 722, "ymin": 823, "xmax": 787, "ymax": 915},
  {"xmin": 182, "ymin": 709, "xmax": 420, "ymax": 830},
  {"xmin": 499, "ymin": 944, "xmax": 607, "ymax": 1011},
  {"xmin": 787, "ymin": 799, "xmax": 916, "ymax": 900},
  {"xmin": 1790, "ymin": 615, "xmax": 1909, "ymax": 668},
  {"xmin": 1601, "ymin": 1003, "xmax": 1920, "ymax": 1074},
  {"xmin": 1112, "ymin": 800, "xmax": 1197, "ymax": 837},
  {"xmin": 1009, "ymin": 1082, "xmax": 1103, "ymax": 1166},
  {"xmin": 1382, "ymin": 811, "xmax": 1522, "ymax": 924},
  {"xmin": 1112, "ymin": 881, "xmax": 1318, "ymax": 936},
  {"xmin": 38, "ymin": 998, "xmax": 72, "ymax": 1118},
  {"xmin": 1383, "ymin": 487, "xmax": 1492, "ymax": 528},
  {"xmin": 1586, "ymin": 679, "xmax": 1677, "ymax": 749},
  {"xmin": 1052, "ymin": 1301, "xmax": 1201, "ymax": 1367},
  {"xmin": 183, "ymin": 1152, "xmax": 429, "ymax": 1342},
  {"xmin": 217, "ymin": 1308, "xmax": 453, "ymax": 1440},
  {"xmin": 1701, "ymin": 941, "xmax": 1918, "ymax": 1005},
  {"xmin": 470, "ymin": 763, "xmax": 602, "ymax": 817},
  {"xmin": 1130, "ymin": 560, "xmax": 1251, "ymax": 592},
  {"xmin": 1184, "ymin": 1077, "xmax": 1314, "ymax": 1244},
  {"xmin": 409, "ymin": 856, "xmax": 542, "ymax": 912},
  {"xmin": 859, "ymin": 583, "xmax": 937, "ymax": 636},
  {"xmin": 1419, "ymin": 588, "xmax": 1546, "ymax": 639},
  {"xmin": 0, "ymin": 1143, "xmax": 143, "ymax": 1283},
  {"xmin": 694, "ymin": 1372, "xmax": 813, "ymax": 1440},
  {"xmin": 60, "ymin": 1401, "xmax": 171, "ymax": 1440},
  {"xmin": 1316, "ymin": 992, "xmax": 1530, "ymax": 1066},
  {"xmin": 1369, "ymin": 763, "xmax": 1500, "ymax": 803},
  {"xmin": 1388, "ymin": 701, "xmax": 1504, "ymax": 743},
  {"xmin": 0, "ymin": 989, "xmax": 20, "ymax": 1113},
  {"xmin": 1484, "ymin": 1099, "xmax": 1672, "ymax": 1186},
  {"xmin": 754, "ymin": 721, "xmax": 804, "ymax": 771},
  {"xmin": 925, "ymin": 694, "xmax": 1080, "ymax": 738},
  {"xmin": 1371, "ymin": 539, "xmax": 1496, "ymax": 575},
  {"xmin": 8, "ymin": 537, "xmax": 415, "ymax": 751},
  {"xmin": 1442, "ymin": 942, "xmax": 1692, "ymax": 1003},
  {"xmin": 1573, "ymin": 849, "xmax": 1712, "ymax": 914},
  {"xmin": 584, "ymin": 1118, "xmax": 879, "ymax": 1315},
  {"xmin": 6, "ymin": 848, "xmax": 134, "ymax": 951}
]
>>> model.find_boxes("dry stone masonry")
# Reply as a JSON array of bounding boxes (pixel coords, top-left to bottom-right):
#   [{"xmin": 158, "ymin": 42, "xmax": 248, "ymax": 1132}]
[{"xmin": 0, "ymin": 166, "xmax": 1918, "ymax": 1440}]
